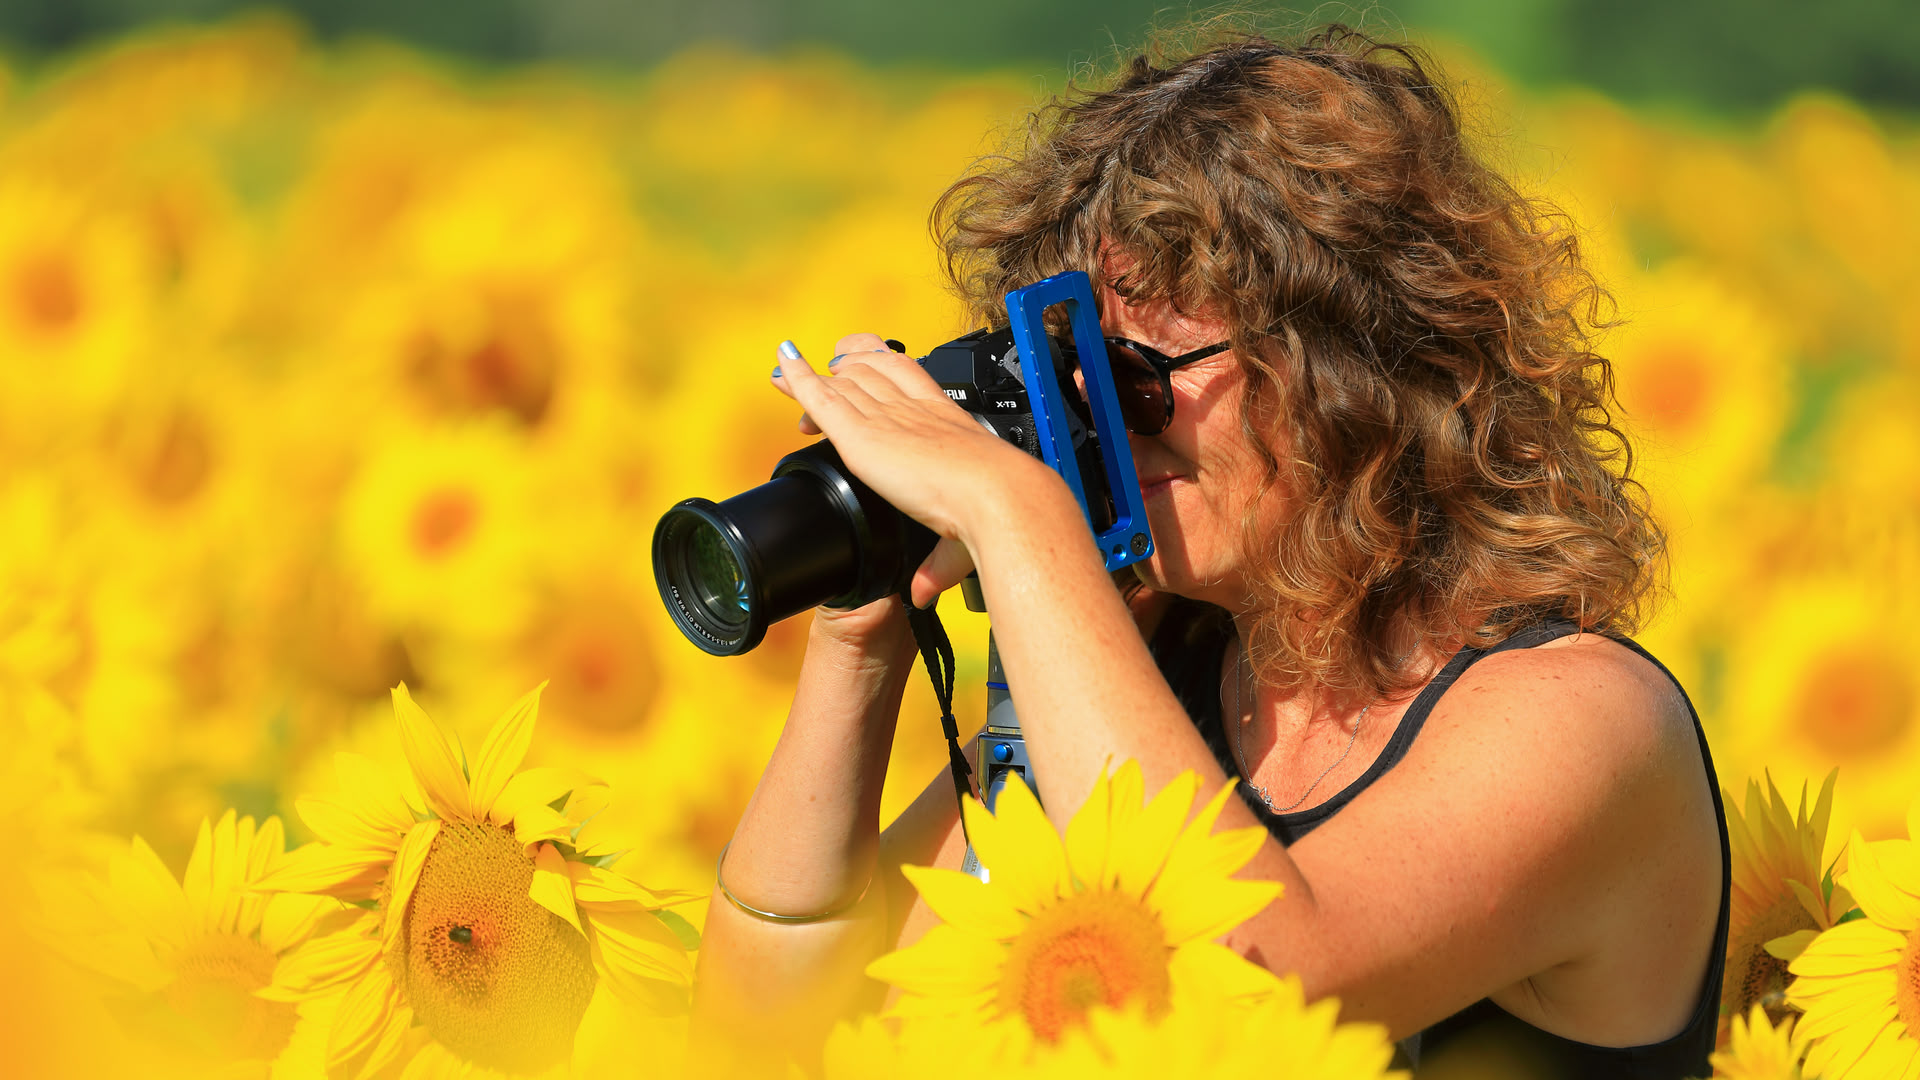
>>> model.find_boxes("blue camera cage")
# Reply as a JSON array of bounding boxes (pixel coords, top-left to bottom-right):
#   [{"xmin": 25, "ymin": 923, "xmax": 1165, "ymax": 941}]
[{"xmin": 1004, "ymin": 271, "xmax": 1154, "ymax": 573}]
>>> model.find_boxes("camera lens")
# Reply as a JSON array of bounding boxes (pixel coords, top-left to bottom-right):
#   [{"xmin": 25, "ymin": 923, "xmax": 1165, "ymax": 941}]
[
  {"xmin": 652, "ymin": 441, "xmax": 937, "ymax": 656},
  {"xmin": 682, "ymin": 519, "xmax": 750, "ymax": 630}
]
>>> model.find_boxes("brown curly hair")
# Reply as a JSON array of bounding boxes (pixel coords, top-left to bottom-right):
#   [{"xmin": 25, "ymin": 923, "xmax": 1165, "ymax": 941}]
[{"xmin": 933, "ymin": 24, "xmax": 1666, "ymax": 701}]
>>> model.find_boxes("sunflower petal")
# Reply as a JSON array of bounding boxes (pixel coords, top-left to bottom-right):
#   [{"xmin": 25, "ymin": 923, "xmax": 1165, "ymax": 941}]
[
  {"xmin": 567, "ymin": 862, "xmax": 701, "ymax": 910},
  {"xmin": 334, "ymin": 753, "xmax": 419, "ymax": 833},
  {"xmin": 255, "ymin": 842, "xmax": 389, "ymax": 899},
  {"xmin": 1763, "ymin": 928, "xmax": 1821, "ymax": 962},
  {"xmin": 1839, "ymin": 834, "xmax": 1920, "ymax": 931},
  {"xmin": 493, "ymin": 766, "xmax": 601, "ymax": 828},
  {"xmin": 530, "ymin": 841, "xmax": 585, "ymax": 937},
  {"xmin": 260, "ymin": 892, "xmax": 343, "ymax": 955},
  {"xmin": 1113, "ymin": 768, "xmax": 1198, "ymax": 897},
  {"xmin": 106, "ymin": 835, "xmax": 189, "ymax": 951},
  {"xmin": 298, "ymin": 796, "xmax": 407, "ymax": 853},
  {"xmin": 393, "ymin": 683, "xmax": 472, "ymax": 820},
  {"xmin": 590, "ymin": 906, "xmax": 695, "ymax": 986},
  {"xmin": 1064, "ymin": 764, "xmax": 1117, "ymax": 891},
  {"xmin": 182, "ymin": 814, "xmax": 217, "ymax": 930},
  {"xmin": 469, "ymin": 682, "xmax": 547, "ymax": 819},
  {"xmin": 514, "ymin": 802, "xmax": 578, "ymax": 847},
  {"xmin": 1168, "ymin": 939, "xmax": 1283, "ymax": 1003},
  {"xmin": 382, "ymin": 820, "xmax": 440, "ymax": 953},
  {"xmin": 901, "ymin": 865, "xmax": 1026, "ymax": 940},
  {"xmin": 866, "ymin": 923, "xmax": 1004, "ymax": 998},
  {"xmin": 963, "ymin": 780, "xmax": 1069, "ymax": 915},
  {"xmin": 263, "ymin": 924, "xmax": 382, "ymax": 1000}
]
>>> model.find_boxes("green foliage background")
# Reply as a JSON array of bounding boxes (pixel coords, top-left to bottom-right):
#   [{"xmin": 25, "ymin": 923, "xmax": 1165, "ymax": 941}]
[{"xmin": 1, "ymin": 0, "xmax": 1916, "ymax": 113}]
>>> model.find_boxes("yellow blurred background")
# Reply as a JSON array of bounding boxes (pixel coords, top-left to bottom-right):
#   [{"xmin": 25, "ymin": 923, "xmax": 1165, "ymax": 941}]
[{"xmin": 0, "ymin": 10, "xmax": 1915, "ymax": 1075}]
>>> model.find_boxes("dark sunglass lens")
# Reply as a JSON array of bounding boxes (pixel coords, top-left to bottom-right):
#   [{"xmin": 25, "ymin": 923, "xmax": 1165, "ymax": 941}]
[{"xmin": 1104, "ymin": 342, "xmax": 1172, "ymax": 434}]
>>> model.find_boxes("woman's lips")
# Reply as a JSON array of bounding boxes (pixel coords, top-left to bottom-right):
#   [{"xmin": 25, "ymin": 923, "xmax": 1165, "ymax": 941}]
[{"xmin": 1140, "ymin": 474, "xmax": 1183, "ymax": 498}]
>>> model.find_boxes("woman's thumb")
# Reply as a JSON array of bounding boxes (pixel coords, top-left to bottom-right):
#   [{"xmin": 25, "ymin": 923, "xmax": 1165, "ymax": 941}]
[{"xmin": 911, "ymin": 537, "xmax": 976, "ymax": 609}]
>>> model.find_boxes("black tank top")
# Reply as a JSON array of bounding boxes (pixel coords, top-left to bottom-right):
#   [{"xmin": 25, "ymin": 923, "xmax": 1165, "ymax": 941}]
[{"xmin": 1147, "ymin": 600, "xmax": 1731, "ymax": 1079}]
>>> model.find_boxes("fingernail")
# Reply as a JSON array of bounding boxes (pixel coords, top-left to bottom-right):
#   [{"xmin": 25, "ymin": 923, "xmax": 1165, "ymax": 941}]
[
  {"xmin": 827, "ymin": 355, "xmax": 843, "ymax": 369},
  {"xmin": 771, "ymin": 365, "xmax": 782, "ymax": 378},
  {"xmin": 777, "ymin": 340, "xmax": 802, "ymax": 362}
]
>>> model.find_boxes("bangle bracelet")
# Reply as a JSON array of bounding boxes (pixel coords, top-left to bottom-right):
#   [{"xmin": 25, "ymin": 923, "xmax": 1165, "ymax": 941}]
[{"xmin": 714, "ymin": 840, "xmax": 874, "ymax": 924}]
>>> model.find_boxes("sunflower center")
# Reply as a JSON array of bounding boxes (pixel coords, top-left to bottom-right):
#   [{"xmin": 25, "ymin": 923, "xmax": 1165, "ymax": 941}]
[
  {"xmin": 164, "ymin": 932, "xmax": 297, "ymax": 1061},
  {"xmin": 12, "ymin": 251, "xmax": 81, "ymax": 333},
  {"xmin": 1724, "ymin": 893, "xmax": 1816, "ymax": 1023},
  {"xmin": 410, "ymin": 489, "xmax": 479, "ymax": 560},
  {"xmin": 395, "ymin": 821, "xmax": 597, "ymax": 1074},
  {"xmin": 997, "ymin": 889, "xmax": 1171, "ymax": 1043},
  {"xmin": 1794, "ymin": 646, "xmax": 1914, "ymax": 759},
  {"xmin": 1898, "ymin": 931, "xmax": 1920, "ymax": 1034}
]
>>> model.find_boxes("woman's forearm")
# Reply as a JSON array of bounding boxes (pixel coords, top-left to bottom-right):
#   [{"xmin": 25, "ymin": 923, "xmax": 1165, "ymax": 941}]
[{"xmin": 689, "ymin": 610, "xmax": 917, "ymax": 1068}]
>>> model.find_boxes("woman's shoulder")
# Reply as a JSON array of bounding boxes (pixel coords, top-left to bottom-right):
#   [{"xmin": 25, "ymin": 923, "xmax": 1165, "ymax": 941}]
[{"xmin": 1438, "ymin": 627, "xmax": 1695, "ymax": 756}]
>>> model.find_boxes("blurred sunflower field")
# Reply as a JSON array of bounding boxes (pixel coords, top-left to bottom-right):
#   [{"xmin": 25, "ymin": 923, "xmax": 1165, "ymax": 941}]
[{"xmin": 1, "ymin": 12, "xmax": 1916, "ymax": 1079}]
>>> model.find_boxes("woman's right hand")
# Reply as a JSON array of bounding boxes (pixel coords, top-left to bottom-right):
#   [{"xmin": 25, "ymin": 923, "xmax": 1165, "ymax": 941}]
[{"xmin": 807, "ymin": 592, "xmax": 918, "ymax": 678}]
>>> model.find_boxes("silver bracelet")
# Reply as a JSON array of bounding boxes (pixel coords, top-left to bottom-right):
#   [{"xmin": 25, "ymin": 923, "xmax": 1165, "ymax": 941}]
[{"xmin": 714, "ymin": 840, "xmax": 874, "ymax": 924}]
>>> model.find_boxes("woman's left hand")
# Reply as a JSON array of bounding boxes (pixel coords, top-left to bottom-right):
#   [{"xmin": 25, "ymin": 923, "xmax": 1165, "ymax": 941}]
[{"xmin": 770, "ymin": 333, "xmax": 1060, "ymax": 606}]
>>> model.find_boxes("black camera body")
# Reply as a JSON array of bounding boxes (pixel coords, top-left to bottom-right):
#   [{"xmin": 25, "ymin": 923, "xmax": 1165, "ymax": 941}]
[{"xmin": 653, "ymin": 271, "xmax": 1150, "ymax": 656}]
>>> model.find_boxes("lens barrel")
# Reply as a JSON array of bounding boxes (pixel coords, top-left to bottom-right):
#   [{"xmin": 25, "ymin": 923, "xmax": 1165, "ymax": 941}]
[{"xmin": 652, "ymin": 441, "xmax": 934, "ymax": 655}]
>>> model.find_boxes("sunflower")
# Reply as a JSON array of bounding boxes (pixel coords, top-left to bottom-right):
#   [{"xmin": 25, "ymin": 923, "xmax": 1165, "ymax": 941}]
[
  {"xmin": 1722, "ymin": 770, "xmax": 1854, "ymax": 1040},
  {"xmin": 1783, "ymin": 801, "xmax": 1920, "ymax": 1078},
  {"xmin": 822, "ymin": 976, "xmax": 1403, "ymax": 1080},
  {"xmin": 1711, "ymin": 1004, "xmax": 1809, "ymax": 1080},
  {"xmin": 258, "ymin": 683, "xmax": 701, "ymax": 1078},
  {"xmin": 866, "ymin": 761, "xmax": 1284, "ymax": 1061},
  {"xmin": 38, "ymin": 809, "xmax": 339, "ymax": 1072}
]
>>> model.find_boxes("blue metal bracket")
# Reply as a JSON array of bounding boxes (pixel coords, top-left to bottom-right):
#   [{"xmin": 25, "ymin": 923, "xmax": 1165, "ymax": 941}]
[{"xmin": 1004, "ymin": 271, "xmax": 1154, "ymax": 572}]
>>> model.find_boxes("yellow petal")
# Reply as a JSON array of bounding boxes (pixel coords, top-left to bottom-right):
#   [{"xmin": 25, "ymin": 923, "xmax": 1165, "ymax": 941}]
[
  {"xmin": 392, "ymin": 682, "xmax": 472, "ymax": 820},
  {"xmin": 1839, "ymin": 833, "xmax": 1920, "ymax": 931},
  {"xmin": 866, "ymin": 923, "xmax": 1004, "ymax": 998},
  {"xmin": 324, "ymin": 963, "xmax": 402, "ymax": 1071},
  {"xmin": 182, "ymin": 814, "xmax": 216, "ymax": 929},
  {"xmin": 1168, "ymin": 939, "xmax": 1283, "ymax": 1003},
  {"xmin": 1064, "ymin": 764, "xmax": 1117, "ymax": 891},
  {"xmin": 334, "ymin": 753, "xmax": 419, "ymax": 833},
  {"xmin": 1112, "ymin": 769, "xmax": 1198, "ymax": 897},
  {"xmin": 900, "ymin": 864, "xmax": 1026, "ymax": 940},
  {"xmin": 255, "ymin": 843, "xmax": 388, "ymax": 899},
  {"xmin": 493, "ymin": 766, "xmax": 601, "ymax": 827},
  {"xmin": 469, "ymin": 682, "xmax": 547, "ymax": 819},
  {"xmin": 298, "ymin": 796, "xmax": 406, "ymax": 853},
  {"xmin": 963, "ymin": 779, "xmax": 1069, "ymax": 915},
  {"xmin": 263, "ymin": 925, "xmax": 382, "ymax": 1000},
  {"xmin": 382, "ymin": 820, "xmax": 440, "ymax": 953},
  {"xmin": 1763, "ymin": 928, "xmax": 1821, "ymax": 962},
  {"xmin": 530, "ymin": 841, "xmax": 584, "ymax": 937},
  {"xmin": 567, "ymin": 862, "xmax": 701, "ymax": 910},
  {"xmin": 590, "ymin": 907, "xmax": 695, "ymax": 986},
  {"xmin": 514, "ymin": 801, "xmax": 577, "ymax": 847},
  {"xmin": 260, "ymin": 892, "xmax": 342, "ymax": 955},
  {"xmin": 107, "ymin": 835, "xmax": 188, "ymax": 951}
]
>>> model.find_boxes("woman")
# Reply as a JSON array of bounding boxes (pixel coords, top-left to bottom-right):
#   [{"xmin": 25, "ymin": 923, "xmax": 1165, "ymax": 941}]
[{"xmin": 693, "ymin": 26, "xmax": 1729, "ymax": 1079}]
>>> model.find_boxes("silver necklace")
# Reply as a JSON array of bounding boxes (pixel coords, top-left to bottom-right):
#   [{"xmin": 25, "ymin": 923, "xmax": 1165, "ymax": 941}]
[{"xmin": 1230, "ymin": 642, "xmax": 1369, "ymax": 814}]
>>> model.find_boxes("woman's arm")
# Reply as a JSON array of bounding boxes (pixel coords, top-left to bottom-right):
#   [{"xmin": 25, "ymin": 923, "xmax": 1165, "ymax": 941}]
[{"xmin": 688, "ymin": 597, "xmax": 917, "ymax": 1071}]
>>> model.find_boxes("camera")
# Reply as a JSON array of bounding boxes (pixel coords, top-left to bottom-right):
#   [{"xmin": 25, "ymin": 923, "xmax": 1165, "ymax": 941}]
[{"xmin": 652, "ymin": 271, "xmax": 1153, "ymax": 656}]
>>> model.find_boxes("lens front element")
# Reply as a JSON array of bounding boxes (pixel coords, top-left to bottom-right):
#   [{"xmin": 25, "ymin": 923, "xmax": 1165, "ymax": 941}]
[{"xmin": 684, "ymin": 520, "xmax": 750, "ymax": 631}]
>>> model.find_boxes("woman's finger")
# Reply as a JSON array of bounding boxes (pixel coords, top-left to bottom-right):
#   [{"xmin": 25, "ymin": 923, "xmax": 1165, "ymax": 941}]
[
  {"xmin": 910, "ymin": 536, "xmax": 977, "ymax": 609},
  {"xmin": 776, "ymin": 341, "xmax": 867, "ymax": 430}
]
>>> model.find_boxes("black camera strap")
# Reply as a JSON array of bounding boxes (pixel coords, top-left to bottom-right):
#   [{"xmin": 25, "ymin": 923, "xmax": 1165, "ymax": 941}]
[{"xmin": 902, "ymin": 596, "xmax": 975, "ymax": 841}]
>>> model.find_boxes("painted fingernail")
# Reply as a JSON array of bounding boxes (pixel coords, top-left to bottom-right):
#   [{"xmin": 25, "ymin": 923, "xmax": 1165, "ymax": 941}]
[
  {"xmin": 771, "ymin": 365, "xmax": 782, "ymax": 378},
  {"xmin": 827, "ymin": 355, "xmax": 844, "ymax": 369},
  {"xmin": 777, "ymin": 340, "xmax": 802, "ymax": 362}
]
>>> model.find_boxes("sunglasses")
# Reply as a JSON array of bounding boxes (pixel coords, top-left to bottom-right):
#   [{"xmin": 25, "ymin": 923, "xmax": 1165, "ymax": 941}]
[{"xmin": 1087, "ymin": 338, "xmax": 1232, "ymax": 436}]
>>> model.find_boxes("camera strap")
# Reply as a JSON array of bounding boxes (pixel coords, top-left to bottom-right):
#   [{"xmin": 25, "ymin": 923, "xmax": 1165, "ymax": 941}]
[{"xmin": 902, "ymin": 596, "xmax": 975, "ymax": 839}]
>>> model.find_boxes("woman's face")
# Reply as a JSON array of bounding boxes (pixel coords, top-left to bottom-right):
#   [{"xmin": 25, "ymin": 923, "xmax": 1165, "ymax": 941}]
[{"xmin": 1097, "ymin": 289, "xmax": 1274, "ymax": 610}]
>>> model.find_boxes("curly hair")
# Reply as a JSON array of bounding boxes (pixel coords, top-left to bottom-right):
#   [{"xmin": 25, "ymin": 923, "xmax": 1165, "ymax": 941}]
[{"xmin": 933, "ymin": 24, "xmax": 1666, "ymax": 700}]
